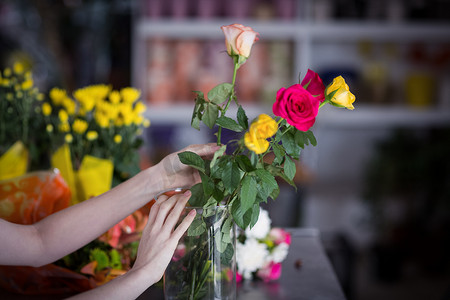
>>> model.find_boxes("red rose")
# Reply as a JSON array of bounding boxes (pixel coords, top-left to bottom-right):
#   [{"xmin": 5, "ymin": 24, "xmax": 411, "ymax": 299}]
[
  {"xmin": 301, "ymin": 69, "xmax": 325, "ymax": 102},
  {"xmin": 272, "ymin": 84, "xmax": 320, "ymax": 132}
]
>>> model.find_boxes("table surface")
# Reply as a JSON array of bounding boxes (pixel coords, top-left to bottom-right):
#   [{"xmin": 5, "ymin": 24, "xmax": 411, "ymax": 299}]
[
  {"xmin": 0, "ymin": 228, "xmax": 346, "ymax": 300},
  {"xmin": 137, "ymin": 228, "xmax": 346, "ymax": 300}
]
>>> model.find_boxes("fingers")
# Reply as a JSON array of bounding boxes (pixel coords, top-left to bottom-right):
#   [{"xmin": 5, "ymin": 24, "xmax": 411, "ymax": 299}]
[
  {"xmin": 183, "ymin": 143, "xmax": 222, "ymax": 158},
  {"xmin": 152, "ymin": 195, "xmax": 178, "ymax": 230},
  {"xmin": 162, "ymin": 191, "xmax": 191, "ymax": 232},
  {"xmin": 172, "ymin": 209, "xmax": 196, "ymax": 240}
]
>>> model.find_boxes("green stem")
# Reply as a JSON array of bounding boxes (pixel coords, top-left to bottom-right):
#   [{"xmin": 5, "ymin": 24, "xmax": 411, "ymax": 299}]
[
  {"xmin": 319, "ymin": 100, "xmax": 330, "ymax": 109},
  {"xmin": 217, "ymin": 61, "xmax": 239, "ymax": 146}
]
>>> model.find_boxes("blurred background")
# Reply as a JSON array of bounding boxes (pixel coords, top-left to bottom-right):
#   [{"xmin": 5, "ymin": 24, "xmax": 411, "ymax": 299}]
[{"xmin": 1, "ymin": 0, "xmax": 450, "ymax": 299}]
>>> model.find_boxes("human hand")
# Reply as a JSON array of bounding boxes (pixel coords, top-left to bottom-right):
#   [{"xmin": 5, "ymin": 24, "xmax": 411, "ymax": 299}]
[
  {"xmin": 155, "ymin": 143, "xmax": 221, "ymax": 192},
  {"xmin": 131, "ymin": 191, "xmax": 196, "ymax": 284}
]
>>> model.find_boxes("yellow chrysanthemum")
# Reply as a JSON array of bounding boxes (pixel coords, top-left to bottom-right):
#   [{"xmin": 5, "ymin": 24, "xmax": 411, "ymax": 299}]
[
  {"xmin": 59, "ymin": 109, "xmax": 69, "ymax": 123},
  {"xmin": 62, "ymin": 97, "xmax": 76, "ymax": 115},
  {"xmin": 95, "ymin": 111, "xmax": 110, "ymax": 128},
  {"xmin": 134, "ymin": 115, "xmax": 144, "ymax": 125},
  {"xmin": 46, "ymin": 124, "xmax": 54, "ymax": 133},
  {"xmin": 13, "ymin": 62, "xmax": 24, "ymax": 74},
  {"xmin": 21, "ymin": 79, "xmax": 33, "ymax": 90},
  {"xmin": 59, "ymin": 123, "xmax": 70, "ymax": 132},
  {"xmin": 134, "ymin": 102, "xmax": 146, "ymax": 115},
  {"xmin": 65, "ymin": 134, "xmax": 73, "ymax": 143},
  {"xmin": 3, "ymin": 68, "xmax": 11, "ymax": 77},
  {"xmin": 120, "ymin": 87, "xmax": 140, "ymax": 103},
  {"xmin": 143, "ymin": 119, "xmax": 151, "ymax": 128},
  {"xmin": 37, "ymin": 93, "xmax": 44, "ymax": 101},
  {"xmin": 114, "ymin": 134, "xmax": 122, "ymax": 144},
  {"xmin": 42, "ymin": 103, "xmax": 52, "ymax": 116},
  {"xmin": 16, "ymin": 91, "xmax": 23, "ymax": 98},
  {"xmin": 50, "ymin": 88, "xmax": 67, "ymax": 106},
  {"xmin": 72, "ymin": 119, "xmax": 88, "ymax": 134},
  {"xmin": 86, "ymin": 131, "xmax": 98, "ymax": 141},
  {"xmin": 6, "ymin": 93, "xmax": 13, "ymax": 101},
  {"xmin": 109, "ymin": 90, "xmax": 121, "ymax": 104},
  {"xmin": 2, "ymin": 79, "xmax": 10, "ymax": 87}
]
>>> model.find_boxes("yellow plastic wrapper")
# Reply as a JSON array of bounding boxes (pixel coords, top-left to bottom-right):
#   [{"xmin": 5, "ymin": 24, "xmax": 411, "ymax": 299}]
[
  {"xmin": 0, "ymin": 141, "xmax": 29, "ymax": 181},
  {"xmin": 51, "ymin": 145, "xmax": 113, "ymax": 204}
]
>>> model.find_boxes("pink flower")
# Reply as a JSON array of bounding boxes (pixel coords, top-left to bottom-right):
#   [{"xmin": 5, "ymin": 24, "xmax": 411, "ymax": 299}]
[
  {"xmin": 236, "ymin": 271, "xmax": 243, "ymax": 283},
  {"xmin": 301, "ymin": 69, "xmax": 325, "ymax": 102},
  {"xmin": 172, "ymin": 244, "xmax": 186, "ymax": 262},
  {"xmin": 257, "ymin": 262, "xmax": 282, "ymax": 282},
  {"xmin": 269, "ymin": 228, "xmax": 292, "ymax": 245},
  {"xmin": 272, "ymin": 84, "xmax": 320, "ymax": 132}
]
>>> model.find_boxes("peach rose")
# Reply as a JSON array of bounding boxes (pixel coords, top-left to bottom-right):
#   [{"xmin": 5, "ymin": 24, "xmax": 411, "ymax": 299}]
[{"xmin": 221, "ymin": 24, "xmax": 259, "ymax": 58}]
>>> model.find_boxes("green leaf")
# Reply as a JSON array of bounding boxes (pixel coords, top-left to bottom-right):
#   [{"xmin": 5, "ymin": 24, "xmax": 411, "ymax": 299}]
[
  {"xmin": 237, "ymin": 105, "xmax": 249, "ymax": 130},
  {"xmin": 216, "ymin": 116, "xmax": 244, "ymax": 132},
  {"xmin": 110, "ymin": 249, "xmax": 122, "ymax": 270},
  {"xmin": 294, "ymin": 131, "xmax": 307, "ymax": 148},
  {"xmin": 221, "ymin": 243, "xmax": 235, "ymax": 265},
  {"xmin": 240, "ymin": 175, "xmax": 257, "ymax": 212},
  {"xmin": 200, "ymin": 173, "xmax": 214, "ymax": 197},
  {"xmin": 202, "ymin": 196, "xmax": 218, "ymax": 218},
  {"xmin": 188, "ymin": 183, "xmax": 205, "ymax": 207},
  {"xmin": 284, "ymin": 156, "xmax": 296, "ymax": 181},
  {"xmin": 270, "ymin": 186, "xmax": 280, "ymax": 200},
  {"xmin": 211, "ymin": 155, "xmax": 230, "ymax": 179},
  {"xmin": 272, "ymin": 143, "xmax": 285, "ymax": 165},
  {"xmin": 282, "ymin": 130, "xmax": 301, "ymax": 158},
  {"xmin": 305, "ymin": 130, "xmax": 317, "ymax": 146},
  {"xmin": 249, "ymin": 203, "xmax": 260, "ymax": 229},
  {"xmin": 90, "ymin": 249, "xmax": 109, "ymax": 271},
  {"xmin": 188, "ymin": 218, "xmax": 206, "ymax": 236},
  {"xmin": 236, "ymin": 155, "xmax": 255, "ymax": 172},
  {"xmin": 222, "ymin": 161, "xmax": 241, "ymax": 193},
  {"xmin": 203, "ymin": 103, "xmax": 219, "ymax": 129},
  {"xmin": 207, "ymin": 83, "xmax": 233, "ymax": 105},
  {"xmin": 178, "ymin": 151, "xmax": 205, "ymax": 173},
  {"xmin": 255, "ymin": 169, "xmax": 278, "ymax": 191},
  {"xmin": 210, "ymin": 145, "xmax": 227, "ymax": 168}
]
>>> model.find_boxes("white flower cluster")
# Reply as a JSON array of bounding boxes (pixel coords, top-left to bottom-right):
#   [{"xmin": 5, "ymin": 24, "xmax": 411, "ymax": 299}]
[{"xmin": 236, "ymin": 208, "xmax": 290, "ymax": 281}]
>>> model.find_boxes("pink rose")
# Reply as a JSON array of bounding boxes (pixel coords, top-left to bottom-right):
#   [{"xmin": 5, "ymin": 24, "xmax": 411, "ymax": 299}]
[
  {"xmin": 272, "ymin": 84, "xmax": 320, "ymax": 131},
  {"xmin": 221, "ymin": 24, "xmax": 259, "ymax": 58},
  {"xmin": 301, "ymin": 69, "xmax": 325, "ymax": 102},
  {"xmin": 269, "ymin": 228, "xmax": 292, "ymax": 245},
  {"xmin": 257, "ymin": 262, "xmax": 282, "ymax": 282}
]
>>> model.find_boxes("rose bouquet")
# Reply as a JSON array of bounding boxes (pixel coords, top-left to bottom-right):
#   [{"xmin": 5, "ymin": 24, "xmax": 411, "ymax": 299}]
[
  {"xmin": 166, "ymin": 23, "xmax": 355, "ymax": 299},
  {"xmin": 236, "ymin": 208, "xmax": 291, "ymax": 282}
]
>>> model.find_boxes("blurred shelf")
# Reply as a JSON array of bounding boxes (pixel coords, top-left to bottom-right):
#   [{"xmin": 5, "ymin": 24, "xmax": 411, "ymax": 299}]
[
  {"xmin": 316, "ymin": 104, "xmax": 450, "ymax": 128},
  {"xmin": 145, "ymin": 103, "xmax": 450, "ymax": 128},
  {"xmin": 136, "ymin": 19, "xmax": 450, "ymax": 41}
]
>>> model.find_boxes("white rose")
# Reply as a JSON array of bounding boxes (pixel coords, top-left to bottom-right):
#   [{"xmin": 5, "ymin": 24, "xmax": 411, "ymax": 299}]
[
  {"xmin": 236, "ymin": 238, "xmax": 269, "ymax": 279},
  {"xmin": 245, "ymin": 208, "xmax": 271, "ymax": 240},
  {"xmin": 269, "ymin": 242, "xmax": 289, "ymax": 263}
]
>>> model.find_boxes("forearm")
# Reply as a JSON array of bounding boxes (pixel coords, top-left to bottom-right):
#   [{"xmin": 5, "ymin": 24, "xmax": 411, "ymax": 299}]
[
  {"xmin": 32, "ymin": 166, "xmax": 164, "ymax": 265},
  {"xmin": 66, "ymin": 268, "xmax": 156, "ymax": 300}
]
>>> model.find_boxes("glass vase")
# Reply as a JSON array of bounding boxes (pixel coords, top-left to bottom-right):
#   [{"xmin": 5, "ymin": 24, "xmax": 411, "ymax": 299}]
[{"xmin": 164, "ymin": 205, "xmax": 236, "ymax": 300}]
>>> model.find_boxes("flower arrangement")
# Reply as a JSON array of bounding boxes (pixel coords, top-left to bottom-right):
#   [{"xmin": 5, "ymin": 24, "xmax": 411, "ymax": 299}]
[
  {"xmin": 0, "ymin": 63, "xmax": 152, "ymax": 292},
  {"xmin": 179, "ymin": 23, "xmax": 355, "ymax": 232},
  {"xmin": 236, "ymin": 208, "xmax": 291, "ymax": 282},
  {"xmin": 42, "ymin": 84, "xmax": 150, "ymax": 199},
  {"xmin": 0, "ymin": 63, "xmax": 46, "ymax": 179},
  {"xmin": 167, "ymin": 23, "xmax": 355, "ymax": 297}
]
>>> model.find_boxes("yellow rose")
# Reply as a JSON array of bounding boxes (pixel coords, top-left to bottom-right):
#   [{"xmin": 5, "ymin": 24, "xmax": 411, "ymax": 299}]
[
  {"xmin": 326, "ymin": 76, "xmax": 356, "ymax": 110},
  {"xmin": 42, "ymin": 103, "xmax": 52, "ymax": 116},
  {"xmin": 221, "ymin": 24, "xmax": 259, "ymax": 58},
  {"xmin": 244, "ymin": 130, "xmax": 269, "ymax": 154},
  {"xmin": 250, "ymin": 114, "xmax": 277, "ymax": 139},
  {"xmin": 244, "ymin": 114, "xmax": 277, "ymax": 154}
]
